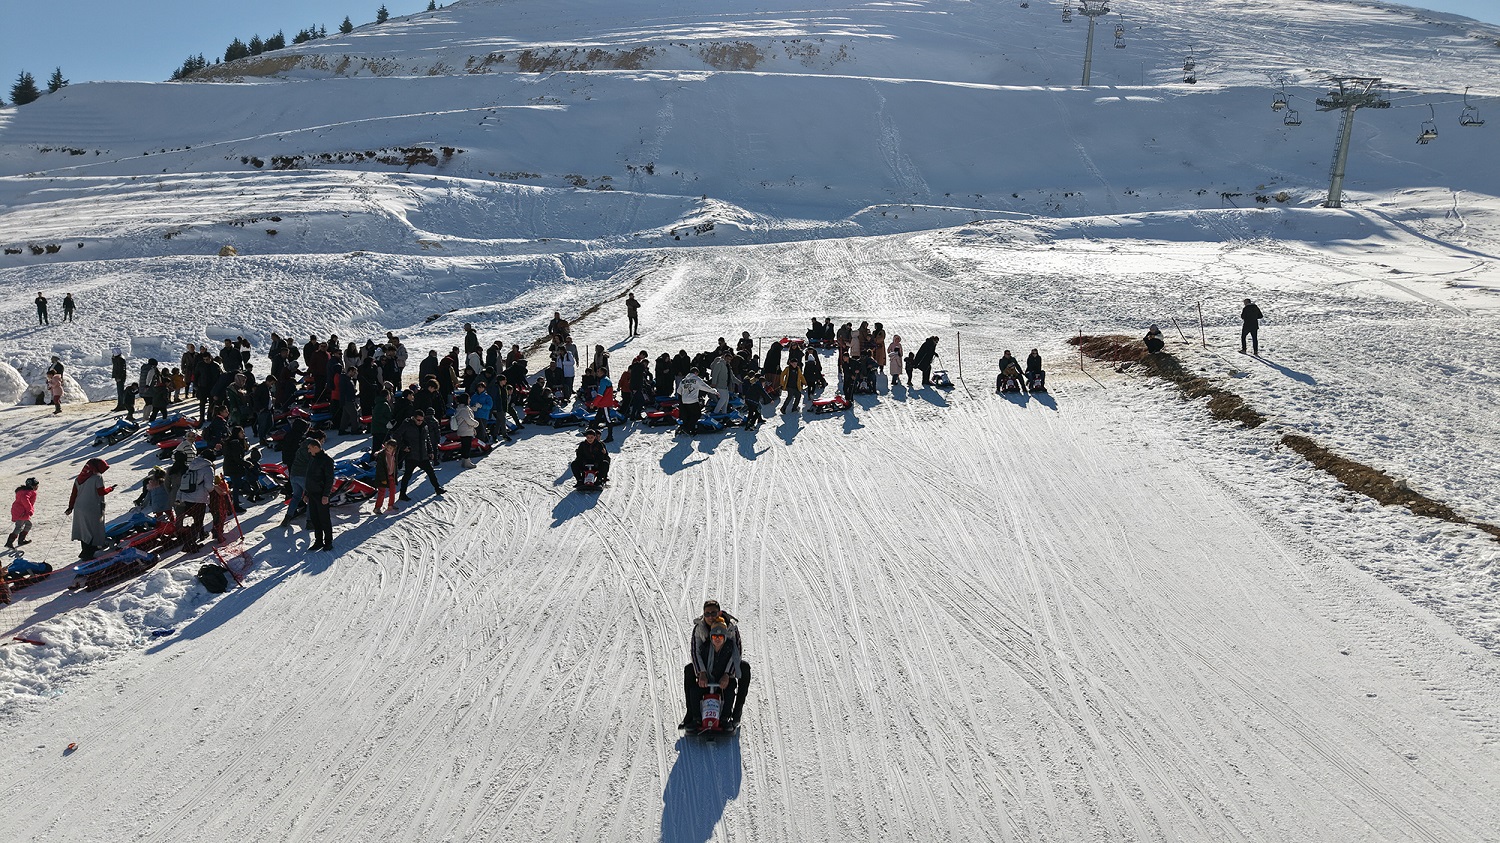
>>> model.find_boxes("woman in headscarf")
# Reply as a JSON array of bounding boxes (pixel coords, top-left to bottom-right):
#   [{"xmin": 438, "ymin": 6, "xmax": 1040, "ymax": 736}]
[{"xmin": 65, "ymin": 458, "xmax": 114, "ymax": 560}]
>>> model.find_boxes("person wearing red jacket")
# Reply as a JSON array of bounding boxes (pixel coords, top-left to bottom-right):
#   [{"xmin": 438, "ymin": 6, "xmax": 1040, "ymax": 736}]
[{"xmin": 7, "ymin": 477, "xmax": 38, "ymax": 548}]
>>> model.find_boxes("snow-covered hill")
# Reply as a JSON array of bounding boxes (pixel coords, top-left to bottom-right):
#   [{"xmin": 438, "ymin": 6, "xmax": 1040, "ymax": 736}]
[{"xmin": 1, "ymin": 0, "xmax": 1498, "ymax": 840}]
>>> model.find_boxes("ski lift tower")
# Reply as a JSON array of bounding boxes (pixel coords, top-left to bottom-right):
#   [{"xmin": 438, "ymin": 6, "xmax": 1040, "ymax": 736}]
[
  {"xmin": 1079, "ymin": 1, "xmax": 1112, "ymax": 86},
  {"xmin": 1315, "ymin": 76, "xmax": 1390, "ymax": 208}
]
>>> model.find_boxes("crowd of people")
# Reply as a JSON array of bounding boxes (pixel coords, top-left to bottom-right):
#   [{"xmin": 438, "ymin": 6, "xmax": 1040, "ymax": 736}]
[{"xmin": 27, "ymin": 293, "xmax": 1037, "ymax": 563}]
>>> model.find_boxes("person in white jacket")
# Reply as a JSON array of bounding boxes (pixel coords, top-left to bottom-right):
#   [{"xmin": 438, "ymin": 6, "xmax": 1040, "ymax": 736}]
[
  {"xmin": 676, "ymin": 368, "xmax": 717, "ymax": 435},
  {"xmin": 450, "ymin": 394, "xmax": 481, "ymax": 468},
  {"xmin": 708, "ymin": 352, "xmax": 737, "ymax": 414}
]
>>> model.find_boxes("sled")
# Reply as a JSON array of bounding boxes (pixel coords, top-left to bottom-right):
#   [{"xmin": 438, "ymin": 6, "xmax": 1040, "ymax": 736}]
[
  {"xmin": 328, "ymin": 477, "xmax": 376, "ymax": 506},
  {"xmin": 4, "ymin": 558, "xmax": 54, "ymax": 592},
  {"xmin": 92, "ymin": 417, "xmax": 140, "ymax": 447},
  {"xmin": 932, "ymin": 370, "xmax": 955, "ymax": 390},
  {"xmin": 646, "ymin": 407, "xmax": 680, "ymax": 427},
  {"xmin": 104, "ymin": 510, "xmax": 160, "ymax": 541},
  {"xmin": 810, "ymin": 395, "xmax": 851, "ymax": 414},
  {"xmin": 575, "ymin": 464, "xmax": 606, "ymax": 493},
  {"xmin": 73, "ymin": 547, "xmax": 159, "ymax": 592}
]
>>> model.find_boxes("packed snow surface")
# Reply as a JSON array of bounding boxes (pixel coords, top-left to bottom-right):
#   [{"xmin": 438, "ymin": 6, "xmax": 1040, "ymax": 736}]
[{"xmin": 1, "ymin": 0, "xmax": 1498, "ymax": 840}]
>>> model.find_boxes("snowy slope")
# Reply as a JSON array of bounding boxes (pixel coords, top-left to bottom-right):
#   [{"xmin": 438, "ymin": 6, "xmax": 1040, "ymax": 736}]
[{"xmin": 0, "ymin": 0, "xmax": 1498, "ymax": 840}]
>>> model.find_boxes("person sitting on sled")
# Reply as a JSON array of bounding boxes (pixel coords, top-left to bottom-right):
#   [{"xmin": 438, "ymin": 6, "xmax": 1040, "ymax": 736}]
[
  {"xmin": 996, "ymin": 350, "xmax": 1024, "ymax": 392},
  {"xmin": 680, "ymin": 599, "xmax": 751, "ymax": 729},
  {"xmin": 570, "ymin": 427, "xmax": 610, "ymax": 486}
]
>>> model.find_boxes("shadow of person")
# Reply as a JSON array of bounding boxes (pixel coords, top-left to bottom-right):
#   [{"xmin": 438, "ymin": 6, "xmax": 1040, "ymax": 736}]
[
  {"xmin": 660, "ymin": 736, "xmax": 744, "ymax": 843},
  {"xmin": 775, "ymin": 410, "xmax": 802, "ymax": 445},
  {"xmin": 1000, "ymin": 389, "xmax": 1030, "ymax": 408},
  {"xmin": 1031, "ymin": 391, "xmax": 1059, "ymax": 411},
  {"xmin": 661, "ymin": 434, "xmax": 709, "ymax": 475},
  {"xmin": 1253, "ymin": 356, "xmax": 1318, "ymax": 385},
  {"xmin": 551, "ymin": 470, "xmax": 602, "ymax": 524}
]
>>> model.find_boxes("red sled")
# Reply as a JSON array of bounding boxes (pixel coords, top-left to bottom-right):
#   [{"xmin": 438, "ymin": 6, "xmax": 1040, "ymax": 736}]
[
  {"xmin": 810, "ymin": 395, "xmax": 851, "ymax": 414},
  {"xmin": 645, "ymin": 407, "xmax": 681, "ymax": 427}
]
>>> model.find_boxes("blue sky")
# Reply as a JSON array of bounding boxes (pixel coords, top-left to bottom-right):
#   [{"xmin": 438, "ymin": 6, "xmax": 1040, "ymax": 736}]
[
  {"xmin": 4, "ymin": 1, "xmax": 429, "ymax": 86},
  {"xmin": 2, "ymin": 0, "xmax": 1498, "ymax": 88}
]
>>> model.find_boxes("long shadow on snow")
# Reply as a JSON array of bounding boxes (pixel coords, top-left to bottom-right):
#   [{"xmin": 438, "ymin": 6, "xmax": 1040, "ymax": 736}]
[
  {"xmin": 774, "ymin": 410, "xmax": 802, "ymax": 445},
  {"xmin": 551, "ymin": 469, "xmax": 602, "ymax": 524},
  {"xmin": 660, "ymin": 736, "xmax": 743, "ymax": 843},
  {"xmin": 661, "ymin": 435, "xmax": 710, "ymax": 475},
  {"xmin": 911, "ymin": 386, "xmax": 950, "ymax": 407},
  {"xmin": 734, "ymin": 426, "xmax": 769, "ymax": 461},
  {"xmin": 145, "ymin": 536, "xmax": 338, "ymax": 654},
  {"xmin": 145, "ymin": 490, "xmax": 449, "ymax": 653},
  {"xmin": 1248, "ymin": 354, "xmax": 1318, "ymax": 385}
]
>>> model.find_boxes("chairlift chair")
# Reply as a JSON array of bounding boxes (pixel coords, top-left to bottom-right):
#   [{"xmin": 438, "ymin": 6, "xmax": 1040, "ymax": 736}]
[
  {"xmin": 1460, "ymin": 87, "xmax": 1484, "ymax": 127},
  {"xmin": 1114, "ymin": 24, "xmax": 1126, "ymax": 48},
  {"xmin": 1062, "ymin": 6, "xmax": 1072, "ymax": 22},
  {"xmin": 1271, "ymin": 92, "xmax": 1288, "ymax": 112},
  {"xmin": 1183, "ymin": 57, "xmax": 1196, "ymax": 73},
  {"xmin": 1184, "ymin": 74, "xmax": 1197, "ymax": 85},
  {"xmin": 1417, "ymin": 104, "xmax": 1438, "ymax": 144},
  {"xmin": 1282, "ymin": 108, "xmax": 1301, "ymax": 126}
]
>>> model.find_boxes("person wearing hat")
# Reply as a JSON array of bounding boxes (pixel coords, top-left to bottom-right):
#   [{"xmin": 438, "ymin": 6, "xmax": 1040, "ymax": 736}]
[
  {"xmin": 1144, "ymin": 325, "xmax": 1165, "ymax": 354},
  {"xmin": 8, "ymin": 477, "xmax": 39, "ymax": 548},
  {"xmin": 571, "ymin": 427, "xmax": 610, "ymax": 487},
  {"xmin": 65, "ymin": 459, "xmax": 114, "ymax": 560},
  {"xmin": 680, "ymin": 599, "xmax": 751, "ymax": 730}
]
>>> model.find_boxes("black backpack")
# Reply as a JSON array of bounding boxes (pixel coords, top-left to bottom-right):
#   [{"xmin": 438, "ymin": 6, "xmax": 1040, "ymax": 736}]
[{"xmin": 197, "ymin": 564, "xmax": 230, "ymax": 594}]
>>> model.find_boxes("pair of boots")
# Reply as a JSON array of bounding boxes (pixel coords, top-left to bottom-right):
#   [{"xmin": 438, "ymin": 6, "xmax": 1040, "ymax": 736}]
[{"xmin": 5, "ymin": 527, "xmax": 31, "ymax": 548}]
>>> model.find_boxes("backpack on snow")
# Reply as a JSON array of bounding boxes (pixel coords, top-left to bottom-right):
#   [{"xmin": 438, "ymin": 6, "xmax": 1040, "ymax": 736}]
[{"xmin": 196, "ymin": 563, "xmax": 231, "ymax": 594}]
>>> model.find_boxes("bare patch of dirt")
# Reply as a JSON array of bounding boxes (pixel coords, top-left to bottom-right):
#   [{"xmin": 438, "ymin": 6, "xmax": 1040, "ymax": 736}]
[
  {"xmin": 1069, "ymin": 334, "xmax": 1498, "ymax": 542},
  {"xmin": 1068, "ymin": 335, "xmax": 1263, "ymax": 428}
]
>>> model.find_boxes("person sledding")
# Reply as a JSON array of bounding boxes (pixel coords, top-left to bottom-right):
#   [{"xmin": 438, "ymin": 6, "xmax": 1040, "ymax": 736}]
[
  {"xmin": 679, "ymin": 599, "xmax": 751, "ymax": 732},
  {"xmin": 571, "ymin": 427, "xmax": 611, "ymax": 490}
]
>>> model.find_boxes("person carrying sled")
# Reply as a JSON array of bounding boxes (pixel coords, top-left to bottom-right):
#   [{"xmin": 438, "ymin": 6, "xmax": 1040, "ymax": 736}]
[
  {"xmin": 1240, "ymin": 298, "xmax": 1264, "ymax": 355},
  {"xmin": 680, "ymin": 599, "xmax": 751, "ymax": 730},
  {"xmin": 8, "ymin": 477, "xmax": 38, "ymax": 548},
  {"xmin": 571, "ymin": 427, "xmax": 611, "ymax": 487}
]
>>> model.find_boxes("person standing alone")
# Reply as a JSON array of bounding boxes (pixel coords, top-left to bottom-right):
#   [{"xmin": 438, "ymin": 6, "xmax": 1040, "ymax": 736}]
[
  {"xmin": 34, "ymin": 293, "xmax": 48, "ymax": 326},
  {"xmin": 626, "ymin": 292, "xmax": 641, "ymax": 337},
  {"xmin": 62, "ymin": 293, "xmax": 76, "ymax": 322},
  {"xmin": 1240, "ymin": 298, "xmax": 1264, "ymax": 355}
]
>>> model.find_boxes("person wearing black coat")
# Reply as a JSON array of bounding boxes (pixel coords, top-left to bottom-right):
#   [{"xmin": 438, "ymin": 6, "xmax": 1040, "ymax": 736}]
[
  {"xmin": 571, "ymin": 428, "xmax": 611, "ymax": 485},
  {"xmin": 1240, "ymin": 298, "xmax": 1264, "ymax": 355},
  {"xmin": 111, "ymin": 351, "xmax": 129, "ymax": 410},
  {"xmin": 303, "ymin": 439, "xmax": 337, "ymax": 551},
  {"xmin": 221, "ymin": 427, "xmax": 252, "ymax": 511},
  {"xmin": 195, "ymin": 353, "xmax": 223, "ymax": 421},
  {"xmin": 913, "ymin": 336, "xmax": 940, "ymax": 386},
  {"xmin": 393, "ymin": 411, "xmax": 444, "ymax": 500}
]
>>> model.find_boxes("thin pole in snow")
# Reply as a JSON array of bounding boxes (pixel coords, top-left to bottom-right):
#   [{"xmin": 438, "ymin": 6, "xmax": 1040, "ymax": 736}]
[
  {"xmin": 957, "ymin": 332, "xmax": 963, "ymax": 383},
  {"xmin": 1197, "ymin": 301, "xmax": 1207, "ymax": 347},
  {"xmin": 1172, "ymin": 318, "xmax": 1187, "ymax": 343}
]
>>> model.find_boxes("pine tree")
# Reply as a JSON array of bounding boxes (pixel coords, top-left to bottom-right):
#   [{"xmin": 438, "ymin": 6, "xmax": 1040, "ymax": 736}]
[
  {"xmin": 47, "ymin": 68, "xmax": 69, "ymax": 93},
  {"xmin": 294, "ymin": 28, "xmax": 313, "ymax": 44},
  {"xmin": 225, "ymin": 38, "xmax": 251, "ymax": 63},
  {"xmin": 169, "ymin": 54, "xmax": 208, "ymax": 81},
  {"xmin": 249, "ymin": 35, "xmax": 265, "ymax": 56},
  {"xmin": 9, "ymin": 71, "xmax": 40, "ymax": 106},
  {"xmin": 265, "ymin": 31, "xmax": 286, "ymax": 51},
  {"xmin": 340, "ymin": 16, "xmax": 354, "ymax": 34},
  {"xmin": 318, "ymin": 24, "xmax": 327, "ymax": 37},
  {"xmin": 427, "ymin": 0, "xmax": 437, "ymax": 10},
  {"xmin": 376, "ymin": 5, "xmax": 390, "ymax": 23}
]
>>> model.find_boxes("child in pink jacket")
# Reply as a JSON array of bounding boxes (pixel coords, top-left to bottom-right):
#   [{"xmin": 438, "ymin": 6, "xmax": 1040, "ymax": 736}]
[{"xmin": 8, "ymin": 477, "xmax": 38, "ymax": 548}]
